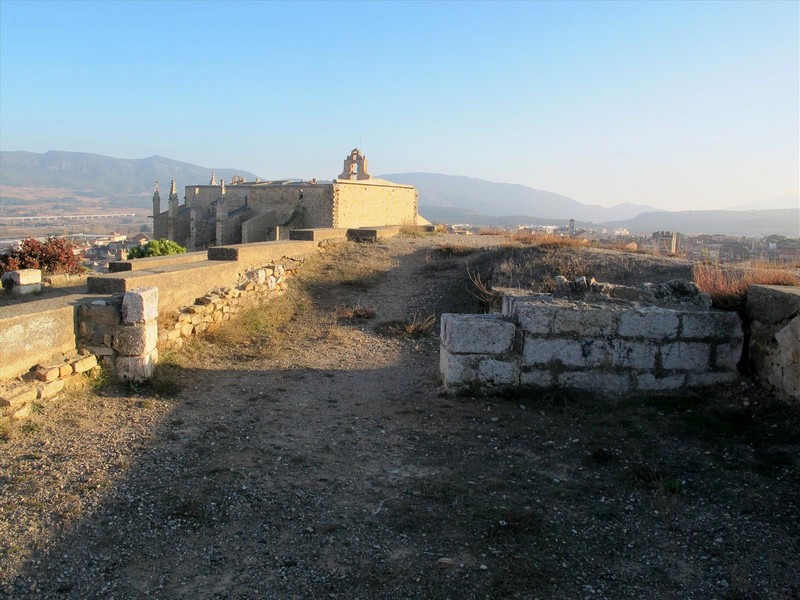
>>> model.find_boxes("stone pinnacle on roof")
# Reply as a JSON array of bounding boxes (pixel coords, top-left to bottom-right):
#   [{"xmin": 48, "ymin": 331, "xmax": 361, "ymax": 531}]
[{"xmin": 210, "ymin": 172, "xmax": 218, "ymax": 185}]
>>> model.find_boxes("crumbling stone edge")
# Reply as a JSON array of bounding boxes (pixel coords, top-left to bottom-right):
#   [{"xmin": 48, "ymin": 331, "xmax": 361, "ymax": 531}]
[{"xmin": 1, "ymin": 257, "xmax": 300, "ymax": 423}]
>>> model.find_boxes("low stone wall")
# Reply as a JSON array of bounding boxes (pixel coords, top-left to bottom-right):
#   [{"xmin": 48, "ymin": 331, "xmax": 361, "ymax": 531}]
[
  {"xmin": 1, "ymin": 353, "xmax": 99, "ymax": 420},
  {"xmin": 747, "ymin": 285, "xmax": 800, "ymax": 400},
  {"xmin": 108, "ymin": 251, "xmax": 207, "ymax": 272},
  {"xmin": 77, "ymin": 288, "xmax": 160, "ymax": 380},
  {"xmin": 0, "ymin": 295, "xmax": 84, "ymax": 380},
  {"xmin": 157, "ymin": 262, "xmax": 293, "ymax": 352},
  {"xmin": 440, "ymin": 294, "xmax": 744, "ymax": 393}
]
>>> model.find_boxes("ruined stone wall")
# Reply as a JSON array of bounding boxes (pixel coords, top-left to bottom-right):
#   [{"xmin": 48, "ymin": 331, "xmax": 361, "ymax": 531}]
[
  {"xmin": 747, "ymin": 285, "xmax": 800, "ymax": 400},
  {"xmin": 332, "ymin": 180, "xmax": 417, "ymax": 229},
  {"xmin": 440, "ymin": 295, "xmax": 744, "ymax": 393}
]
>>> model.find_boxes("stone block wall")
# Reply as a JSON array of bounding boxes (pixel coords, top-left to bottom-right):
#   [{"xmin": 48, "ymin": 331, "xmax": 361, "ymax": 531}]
[
  {"xmin": 747, "ymin": 285, "xmax": 800, "ymax": 400},
  {"xmin": 440, "ymin": 295, "xmax": 744, "ymax": 393},
  {"xmin": 77, "ymin": 287, "xmax": 160, "ymax": 381},
  {"xmin": 157, "ymin": 261, "xmax": 293, "ymax": 352},
  {"xmin": 1, "ymin": 353, "xmax": 99, "ymax": 420},
  {"xmin": 332, "ymin": 180, "xmax": 417, "ymax": 229}
]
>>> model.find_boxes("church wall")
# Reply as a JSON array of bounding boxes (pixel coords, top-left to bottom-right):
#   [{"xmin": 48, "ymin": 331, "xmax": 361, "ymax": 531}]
[
  {"xmin": 172, "ymin": 210, "xmax": 191, "ymax": 248},
  {"xmin": 154, "ymin": 211, "xmax": 168, "ymax": 239},
  {"xmin": 246, "ymin": 185, "xmax": 333, "ymax": 229},
  {"xmin": 332, "ymin": 181, "xmax": 417, "ymax": 229}
]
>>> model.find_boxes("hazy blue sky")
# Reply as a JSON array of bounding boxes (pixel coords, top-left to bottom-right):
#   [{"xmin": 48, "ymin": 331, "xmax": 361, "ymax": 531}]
[{"xmin": 1, "ymin": 0, "xmax": 797, "ymax": 211}]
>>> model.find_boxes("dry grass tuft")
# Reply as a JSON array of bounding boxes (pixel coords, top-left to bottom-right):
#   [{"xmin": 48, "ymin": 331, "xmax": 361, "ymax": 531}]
[
  {"xmin": 376, "ymin": 313, "xmax": 436, "ymax": 338},
  {"xmin": 399, "ymin": 221, "xmax": 425, "ymax": 237},
  {"xmin": 693, "ymin": 262, "xmax": 799, "ymax": 308},
  {"xmin": 436, "ymin": 242, "xmax": 477, "ymax": 258},
  {"xmin": 335, "ymin": 304, "xmax": 376, "ymax": 321},
  {"xmin": 468, "ymin": 267, "xmax": 502, "ymax": 310},
  {"xmin": 478, "ymin": 227, "xmax": 507, "ymax": 236},
  {"xmin": 512, "ymin": 232, "xmax": 586, "ymax": 248},
  {"xmin": 205, "ymin": 294, "xmax": 298, "ymax": 357}
]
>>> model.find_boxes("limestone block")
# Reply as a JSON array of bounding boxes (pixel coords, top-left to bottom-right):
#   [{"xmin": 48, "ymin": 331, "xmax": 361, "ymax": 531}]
[
  {"xmin": 37, "ymin": 379, "xmax": 64, "ymax": 399},
  {"xmin": 251, "ymin": 269, "xmax": 267, "ymax": 284},
  {"xmin": 520, "ymin": 369, "xmax": 553, "ymax": 387},
  {"xmin": 619, "ymin": 308, "xmax": 679, "ymax": 339},
  {"xmin": 681, "ymin": 311, "xmax": 742, "ymax": 341},
  {"xmin": 686, "ymin": 371, "xmax": 738, "ymax": 387},
  {"xmin": 180, "ymin": 323, "xmax": 194, "ymax": 337},
  {"xmin": 35, "ymin": 364, "xmax": 61, "ymax": 382},
  {"xmin": 746, "ymin": 285, "xmax": 800, "ymax": 324},
  {"xmin": 72, "ymin": 354, "xmax": 98, "ymax": 373},
  {"xmin": 85, "ymin": 304, "xmax": 121, "ymax": 326},
  {"xmin": 636, "ymin": 373, "xmax": 686, "ymax": 392},
  {"xmin": 558, "ymin": 371, "xmax": 631, "ymax": 392},
  {"xmin": 440, "ymin": 314, "xmax": 515, "ymax": 355},
  {"xmin": 522, "ymin": 336, "xmax": 583, "ymax": 367},
  {"xmin": 8, "ymin": 269, "xmax": 42, "ymax": 285},
  {"xmin": 113, "ymin": 321, "xmax": 158, "ymax": 356},
  {"xmin": 267, "ymin": 276, "xmax": 277, "ymax": 291},
  {"xmin": 550, "ymin": 309, "xmax": 582, "ymax": 335},
  {"xmin": 11, "ymin": 283, "xmax": 42, "ymax": 296},
  {"xmin": 122, "ymin": 287, "xmax": 159, "ymax": 324},
  {"xmin": 610, "ymin": 340, "xmax": 658, "ymax": 370},
  {"xmin": 59, "ymin": 363, "xmax": 74, "ymax": 378},
  {"xmin": 439, "ymin": 349, "xmax": 478, "ymax": 387},
  {"xmin": 86, "ymin": 345, "xmax": 115, "ymax": 356},
  {"xmin": 775, "ymin": 316, "xmax": 800, "ymax": 364},
  {"xmin": 714, "ymin": 340, "xmax": 744, "ymax": 371},
  {"xmin": 781, "ymin": 363, "xmax": 800, "ymax": 399},
  {"xmin": 477, "ymin": 358, "xmax": 520, "ymax": 386},
  {"xmin": 514, "ymin": 304, "xmax": 557, "ymax": 335},
  {"xmin": 116, "ymin": 349, "xmax": 158, "ymax": 381},
  {"xmin": 167, "ymin": 329, "xmax": 181, "ymax": 341},
  {"xmin": 1, "ymin": 386, "xmax": 37, "ymax": 408},
  {"xmin": 550, "ymin": 307, "xmax": 616, "ymax": 337},
  {"xmin": 660, "ymin": 342, "xmax": 710, "ymax": 371},
  {"xmin": 12, "ymin": 402, "xmax": 34, "ymax": 419},
  {"xmin": 274, "ymin": 264, "xmax": 285, "ymax": 277}
]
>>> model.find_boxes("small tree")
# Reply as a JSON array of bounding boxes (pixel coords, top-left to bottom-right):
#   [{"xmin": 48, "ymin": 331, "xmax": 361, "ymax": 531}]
[
  {"xmin": 0, "ymin": 236, "xmax": 83, "ymax": 275},
  {"xmin": 128, "ymin": 239, "xmax": 187, "ymax": 259}
]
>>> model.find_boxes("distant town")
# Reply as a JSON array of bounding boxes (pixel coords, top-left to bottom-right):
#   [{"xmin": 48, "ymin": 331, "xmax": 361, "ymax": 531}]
[{"xmin": 1, "ymin": 219, "xmax": 798, "ymax": 274}]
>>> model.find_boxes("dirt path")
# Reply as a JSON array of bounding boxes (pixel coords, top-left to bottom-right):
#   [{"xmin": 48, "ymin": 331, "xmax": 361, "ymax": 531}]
[{"xmin": 1, "ymin": 235, "xmax": 798, "ymax": 599}]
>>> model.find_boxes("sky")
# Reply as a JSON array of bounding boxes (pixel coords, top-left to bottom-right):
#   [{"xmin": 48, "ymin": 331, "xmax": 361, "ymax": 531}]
[{"xmin": 0, "ymin": 0, "xmax": 798, "ymax": 211}]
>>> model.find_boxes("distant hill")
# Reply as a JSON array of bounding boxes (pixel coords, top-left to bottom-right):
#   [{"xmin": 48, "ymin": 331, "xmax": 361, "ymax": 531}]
[
  {"xmin": 380, "ymin": 172, "xmax": 663, "ymax": 222},
  {"xmin": 602, "ymin": 209, "xmax": 800, "ymax": 238},
  {"xmin": 0, "ymin": 150, "xmax": 261, "ymax": 206},
  {"xmin": 726, "ymin": 195, "xmax": 799, "ymax": 211}
]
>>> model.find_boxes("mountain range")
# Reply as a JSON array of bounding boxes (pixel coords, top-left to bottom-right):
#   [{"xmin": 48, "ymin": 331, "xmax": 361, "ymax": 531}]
[
  {"xmin": 380, "ymin": 172, "xmax": 664, "ymax": 222},
  {"xmin": 1, "ymin": 150, "xmax": 797, "ymax": 237},
  {"xmin": 0, "ymin": 150, "xmax": 259, "ymax": 200}
]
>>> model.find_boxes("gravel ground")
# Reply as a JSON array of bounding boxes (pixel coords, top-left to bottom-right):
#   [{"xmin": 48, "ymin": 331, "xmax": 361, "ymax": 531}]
[{"xmin": 1, "ymin": 234, "xmax": 798, "ymax": 599}]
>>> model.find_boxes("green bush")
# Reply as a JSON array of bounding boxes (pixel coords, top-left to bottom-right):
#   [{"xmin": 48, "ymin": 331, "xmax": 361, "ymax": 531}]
[{"xmin": 128, "ymin": 239, "xmax": 187, "ymax": 259}]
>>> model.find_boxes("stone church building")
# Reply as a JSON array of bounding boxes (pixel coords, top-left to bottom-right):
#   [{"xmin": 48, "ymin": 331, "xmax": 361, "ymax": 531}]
[{"xmin": 152, "ymin": 149, "xmax": 418, "ymax": 249}]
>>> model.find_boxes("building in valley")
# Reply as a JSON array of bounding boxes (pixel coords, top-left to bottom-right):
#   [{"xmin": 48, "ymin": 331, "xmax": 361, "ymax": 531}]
[{"xmin": 152, "ymin": 149, "xmax": 418, "ymax": 249}]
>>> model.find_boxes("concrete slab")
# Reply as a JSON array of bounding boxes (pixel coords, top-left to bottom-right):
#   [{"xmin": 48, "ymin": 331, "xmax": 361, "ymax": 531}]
[
  {"xmin": 207, "ymin": 240, "xmax": 316, "ymax": 266},
  {"xmin": 347, "ymin": 226, "xmax": 401, "ymax": 242},
  {"xmin": 108, "ymin": 251, "xmax": 207, "ymax": 272},
  {"xmin": 289, "ymin": 228, "xmax": 349, "ymax": 242}
]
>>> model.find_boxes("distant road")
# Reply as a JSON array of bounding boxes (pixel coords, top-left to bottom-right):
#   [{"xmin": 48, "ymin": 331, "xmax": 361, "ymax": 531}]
[{"xmin": 0, "ymin": 213, "xmax": 137, "ymax": 222}]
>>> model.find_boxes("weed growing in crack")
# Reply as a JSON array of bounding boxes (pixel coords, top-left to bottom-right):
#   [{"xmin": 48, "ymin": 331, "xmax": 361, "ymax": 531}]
[{"xmin": 376, "ymin": 313, "xmax": 436, "ymax": 338}]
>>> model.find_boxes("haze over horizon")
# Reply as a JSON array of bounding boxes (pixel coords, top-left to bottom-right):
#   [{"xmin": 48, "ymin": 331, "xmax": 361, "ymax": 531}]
[{"xmin": 0, "ymin": 0, "xmax": 797, "ymax": 213}]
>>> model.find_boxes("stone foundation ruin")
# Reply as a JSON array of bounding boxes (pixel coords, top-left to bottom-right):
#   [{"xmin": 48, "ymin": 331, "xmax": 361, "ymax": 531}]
[{"xmin": 441, "ymin": 277, "xmax": 748, "ymax": 395}]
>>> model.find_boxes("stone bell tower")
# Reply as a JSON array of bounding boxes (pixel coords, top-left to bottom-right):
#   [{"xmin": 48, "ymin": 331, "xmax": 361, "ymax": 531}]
[{"xmin": 337, "ymin": 148, "xmax": 372, "ymax": 181}]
